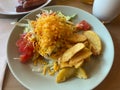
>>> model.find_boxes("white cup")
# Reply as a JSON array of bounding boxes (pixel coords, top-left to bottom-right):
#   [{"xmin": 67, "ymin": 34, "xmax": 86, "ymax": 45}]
[{"xmin": 92, "ymin": 0, "xmax": 120, "ymax": 23}]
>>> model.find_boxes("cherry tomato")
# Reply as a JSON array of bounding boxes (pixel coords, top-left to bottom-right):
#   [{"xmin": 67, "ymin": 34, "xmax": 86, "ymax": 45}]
[{"xmin": 76, "ymin": 20, "xmax": 91, "ymax": 30}]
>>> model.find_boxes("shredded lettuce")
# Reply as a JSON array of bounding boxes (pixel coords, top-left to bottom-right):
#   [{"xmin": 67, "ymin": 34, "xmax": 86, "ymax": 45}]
[
  {"xmin": 16, "ymin": 19, "xmax": 34, "ymax": 33},
  {"xmin": 23, "ymin": 19, "xmax": 33, "ymax": 33},
  {"xmin": 36, "ymin": 10, "xmax": 77, "ymax": 21},
  {"xmin": 16, "ymin": 23, "xmax": 28, "ymax": 27},
  {"xmin": 57, "ymin": 12, "xmax": 77, "ymax": 21},
  {"xmin": 36, "ymin": 10, "xmax": 53, "ymax": 18}
]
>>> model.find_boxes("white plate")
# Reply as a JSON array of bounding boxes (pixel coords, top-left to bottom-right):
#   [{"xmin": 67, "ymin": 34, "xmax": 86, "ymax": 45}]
[
  {"xmin": 0, "ymin": 0, "xmax": 51, "ymax": 15},
  {"xmin": 7, "ymin": 5, "xmax": 114, "ymax": 90}
]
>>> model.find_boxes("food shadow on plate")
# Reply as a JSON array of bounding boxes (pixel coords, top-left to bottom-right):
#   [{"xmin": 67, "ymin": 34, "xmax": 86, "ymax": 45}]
[{"xmin": 83, "ymin": 40, "xmax": 105, "ymax": 78}]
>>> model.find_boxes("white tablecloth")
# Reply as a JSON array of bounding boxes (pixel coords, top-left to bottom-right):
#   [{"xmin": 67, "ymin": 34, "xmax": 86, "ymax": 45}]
[{"xmin": 0, "ymin": 17, "xmax": 17, "ymax": 90}]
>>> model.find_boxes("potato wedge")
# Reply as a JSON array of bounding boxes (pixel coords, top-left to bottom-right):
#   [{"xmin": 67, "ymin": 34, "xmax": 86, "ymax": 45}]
[
  {"xmin": 60, "ymin": 62, "xmax": 73, "ymax": 68},
  {"xmin": 75, "ymin": 67, "xmax": 88, "ymax": 79},
  {"xmin": 60, "ymin": 60, "xmax": 84, "ymax": 69},
  {"xmin": 74, "ymin": 60, "xmax": 84, "ymax": 68},
  {"xmin": 56, "ymin": 67, "xmax": 76, "ymax": 83},
  {"xmin": 69, "ymin": 48, "xmax": 92, "ymax": 66},
  {"xmin": 68, "ymin": 33, "xmax": 87, "ymax": 43},
  {"xmin": 83, "ymin": 31, "xmax": 102, "ymax": 55},
  {"xmin": 60, "ymin": 43, "xmax": 85, "ymax": 62}
]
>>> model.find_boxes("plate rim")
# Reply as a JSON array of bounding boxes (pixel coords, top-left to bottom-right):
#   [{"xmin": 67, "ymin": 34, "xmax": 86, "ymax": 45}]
[{"xmin": 0, "ymin": 0, "xmax": 51, "ymax": 15}]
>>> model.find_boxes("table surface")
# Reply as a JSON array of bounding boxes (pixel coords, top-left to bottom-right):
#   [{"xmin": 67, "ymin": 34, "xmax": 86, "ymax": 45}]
[{"xmin": 2, "ymin": 0, "xmax": 120, "ymax": 90}]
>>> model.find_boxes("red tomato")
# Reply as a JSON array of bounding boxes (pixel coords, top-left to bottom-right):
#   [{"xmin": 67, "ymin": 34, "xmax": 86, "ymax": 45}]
[
  {"xmin": 76, "ymin": 20, "xmax": 91, "ymax": 30},
  {"xmin": 20, "ymin": 54, "xmax": 30, "ymax": 63},
  {"xmin": 16, "ymin": 33, "xmax": 34, "ymax": 63}
]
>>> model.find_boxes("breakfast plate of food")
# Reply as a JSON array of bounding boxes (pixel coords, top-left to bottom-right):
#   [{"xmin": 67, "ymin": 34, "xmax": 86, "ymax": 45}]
[
  {"xmin": 0, "ymin": 0, "xmax": 51, "ymax": 15},
  {"xmin": 7, "ymin": 5, "xmax": 114, "ymax": 90}
]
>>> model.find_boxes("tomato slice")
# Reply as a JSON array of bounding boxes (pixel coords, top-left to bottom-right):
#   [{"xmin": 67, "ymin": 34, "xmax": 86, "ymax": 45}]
[{"xmin": 76, "ymin": 20, "xmax": 91, "ymax": 30}]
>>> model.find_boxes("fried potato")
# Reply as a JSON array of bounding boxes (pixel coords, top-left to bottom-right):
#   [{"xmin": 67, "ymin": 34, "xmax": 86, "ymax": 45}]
[
  {"xmin": 60, "ymin": 43, "xmax": 85, "ymax": 62},
  {"xmin": 60, "ymin": 60, "xmax": 84, "ymax": 69},
  {"xmin": 75, "ymin": 67, "xmax": 88, "ymax": 79},
  {"xmin": 56, "ymin": 67, "xmax": 76, "ymax": 83},
  {"xmin": 68, "ymin": 33, "xmax": 87, "ymax": 43},
  {"xmin": 60, "ymin": 62, "xmax": 73, "ymax": 68},
  {"xmin": 60, "ymin": 59, "xmax": 84, "ymax": 69},
  {"xmin": 69, "ymin": 48, "xmax": 92, "ymax": 67},
  {"xmin": 83, "ymin": 31, "xmax": 102, "ymax": 55},
  {"xmin": 74, "ymin": 60, "xmax": 84, "ymax": 68}
]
